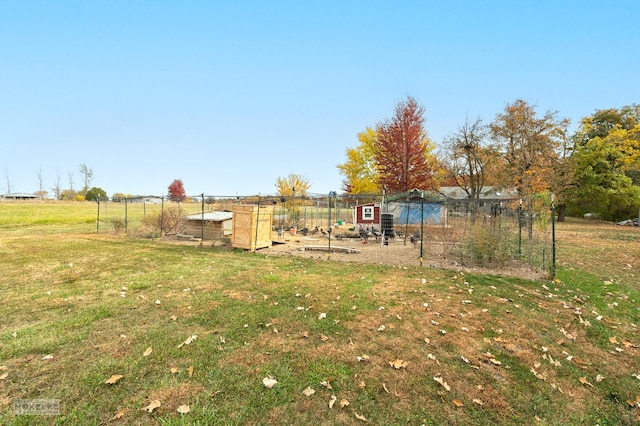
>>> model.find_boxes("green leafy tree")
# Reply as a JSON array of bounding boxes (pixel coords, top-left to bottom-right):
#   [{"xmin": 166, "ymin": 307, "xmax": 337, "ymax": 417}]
[
  {"xmin": 567, "ymin": 106, "xmax": 640, "ymax": 220},
  {"xmin": 375, "ymin": 96, "xmax": 438, "ymax": 192},
  {"xmin": 85, "ymin": 187, "xmax": 108, "ymax": 202}
]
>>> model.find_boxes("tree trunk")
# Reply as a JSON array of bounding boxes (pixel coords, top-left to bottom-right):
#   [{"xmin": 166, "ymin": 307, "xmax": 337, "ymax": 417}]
[{"xmin": 557, "ymin": 204, "xmax": 566, "ymax": 222}]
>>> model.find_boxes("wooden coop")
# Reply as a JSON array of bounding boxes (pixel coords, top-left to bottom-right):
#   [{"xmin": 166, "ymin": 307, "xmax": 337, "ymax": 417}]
[
  {"xmin": 183, "ymin": 211, "xmax": 233, "ymax": 241},
  {"xmin": 232, "ymin": 204, "xmax": 273, "ymax": 251}
]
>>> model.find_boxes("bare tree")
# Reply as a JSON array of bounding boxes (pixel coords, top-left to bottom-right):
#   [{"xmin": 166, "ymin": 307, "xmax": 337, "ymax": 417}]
[
  {"xmin": 52, "ymin": 172, "xmax": 62, "ymax": 200},
  {"xmin": 4, "ymin": 166, "xmax": 12, "ymax": 194},
  {"xmin": 79, "ymin": 164, "xmax": 94, "ymax": 194},
  {"xmin": 36, "ymin": 167, "xmax": 45, "ymax": 200},
  {"xmin": 68, "ymin": 171, "xmax": 74, "ymax": 191},
  {"xmin": 443, "ymin": 117, "xmax": 495, "ymax": 215}
]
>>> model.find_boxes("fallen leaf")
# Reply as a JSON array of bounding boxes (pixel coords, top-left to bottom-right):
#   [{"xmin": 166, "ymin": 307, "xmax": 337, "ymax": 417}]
[
  {"xmin": 472, "ymin": 399, "xmax": 484, "ymax": 406},
  {"xmin": 579, "ymin": 377, "xmax": 593, "ymax": 387},
  {"xmin": 340, "ymin": 398, "xmax": 350, "ymax": 408},
  {"xmin": 41, "ymin": 354, "xmax": 54, "ymax": 361},
  {"xmin": 320, "ymin": 334, "xmax": 329, "ymax": 341},
  {"xmin": 188, "ymin": 366, "xmax": 194, "ymax": 378},
  {"xmin": 382, "ymin": 383, "xmax": 390, "ymax": 393},
  {"xmin": 170, "ymin": 315, "xmax": 177, "ymax": 321},
  {"xmin": 389, "ymin": 359, "xmax": 408, "ymax": 369},
  {"xmin": 302, "ymin": 386, "xmax": 315, "ymax": 396},
  {"xmin": 143, "ymin": 347, "xmax": 153, "ymax": 357},
  {"xmin": 177, "ymin": 404, "xmax": 190, "ymax": 414},
  {"xmin": 329, "ymin": 395, "xmax": 337, "ymax": 409},
  {"xmin": 105, "ymin": 374, "xmax": 123, "ymax": 385},
  {"xmin": 453, "ymin": 399, "xmax": 464, "ymax": 407},
  {"xmin": 489, "ymin": 358, "xmax": 502, "ymax": 366},
  {"xmin": 433, "ymin": 376, "xmax": 451, "ymax": 391},
  {"xmin": 354, "ymin": 412, "xmax": 368, "ymax": 421},
  {"xmin": 0, "ymin": 372, "xmax": 7, "ymax": 380},
  {"xmin": 609, "ymin": 336, "xmax": 619, "ymax": 344},
  {"xmin": 177, "ymin": 334, "xmax": 198, "ymax": 348},
  {"xmin": 318, "ymin": 312, "xmax": 327, "ymax": 320},
  {"xmin": 109, "ymin": 408, "xmax": 126, "ymax": 421},
  {"xmin": 320, "ymin": 380, "xmax": 333, "ymax": 390},
  {"xmin": 595, "ymin": 374, "xmax": 605, "ymax": 383},
  {"xmin": 263, "ymin": 377, "xmax": 278, "ymax": 388},
  {"xmin": 357, "ymin": 354, "xmax": 370, "ymax": 362},
  {"xmin": 358, "ymin": 380, "xmax": 366, "ymax": 389},
  {"xmin": 141, "ymin": 400, "xmax": 161, "ymax": 413},
  {"xmin": 170, "ymin": 367, "xmax": 180, "ymax": 374}
]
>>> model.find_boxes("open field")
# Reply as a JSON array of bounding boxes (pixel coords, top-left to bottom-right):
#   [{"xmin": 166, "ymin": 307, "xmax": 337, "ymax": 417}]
[{"xmin": 0, "ymin": 203, "xmax": 639, "ymax": 425}]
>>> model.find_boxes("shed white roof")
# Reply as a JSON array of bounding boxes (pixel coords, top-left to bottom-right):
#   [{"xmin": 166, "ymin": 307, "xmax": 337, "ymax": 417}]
[{"xmin": 185, "ymin": 211, "xmax": 233, "ymax": 222}]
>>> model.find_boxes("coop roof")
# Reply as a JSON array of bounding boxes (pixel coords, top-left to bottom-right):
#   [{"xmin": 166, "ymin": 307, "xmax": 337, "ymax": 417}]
[
  {"xmin": 185, "ymin": 211, "xmax": 233, "ymax": 222},
  {"xmin": 438, "ymin": 186, "xmax": 518, "ymax": 200}
]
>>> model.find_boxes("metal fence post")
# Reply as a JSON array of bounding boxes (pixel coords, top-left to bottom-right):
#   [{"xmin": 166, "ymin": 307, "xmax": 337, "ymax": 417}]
[
  {"xmin": 551, "ymin": 193, "xmax": 556, "ymax": 279},
  {"xmin": 96, "ymin": 199, "xmax": 100, "ymax": 233}
]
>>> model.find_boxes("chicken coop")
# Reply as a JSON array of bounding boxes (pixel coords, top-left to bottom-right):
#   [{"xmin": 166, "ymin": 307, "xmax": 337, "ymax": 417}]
[{"xmin": 231, "ymin": 204, "xmax": 273, "ymax": 251}]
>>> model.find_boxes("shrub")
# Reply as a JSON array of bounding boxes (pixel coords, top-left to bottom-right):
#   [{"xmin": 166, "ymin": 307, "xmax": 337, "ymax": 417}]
[{"xmin": 464, "ymin": 217, "xmax": 513, "ymax": 267}]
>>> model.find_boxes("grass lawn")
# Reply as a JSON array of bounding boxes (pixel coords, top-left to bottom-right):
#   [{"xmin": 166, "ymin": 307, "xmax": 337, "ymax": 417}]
[{"xmin": 0, "ymin": 204, "xmax": 639, "ymax": 425}]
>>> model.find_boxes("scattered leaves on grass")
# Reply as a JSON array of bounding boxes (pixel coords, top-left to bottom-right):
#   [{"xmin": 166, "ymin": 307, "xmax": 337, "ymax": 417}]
[
  {"xmin": 188, "ymin": 366, "xmax": 194, "ymax": 378},
  {"xmin": 389, "ymin": 359, "xmax": 407, "ymax": 369},
  {"xmin": 41, "ymin": 354, "xmax": 53, "ymax": 361},
  {"xmin": 177, "ymin": 404, "xmax": 190, "ymax": 414},
  {"xmin": 340, "ymin": 398, "xmax": 350, "ymax": 408},
  {"xmin": 141, "ymin": 400, "xmax": 161, "ymax": 413},
  {"xmin": 433, "ymin": 376, "xmax": 451, "ymax": 391},
  {"xmin": 303, "ymin": 386, "xmax": 315, "ymax": 396},
  {"xmin": 382, "ymin": 383, "xmax": 390, "ymax": 393},
  {"xmin": 105, "ymin": 374, "xmax": 123, "ymax": 385},
  {"xmin": 357, "ymin": 354, "xmax": 370, "ymax": 362},
  {"xmin": 170, "ymin": 315, "xmax": 177, "ymax": 321},
  {"xmin": 0, "ymin": 372, "xmax": 8, "ymax": 380},
  {"xmin": 170, "ymin": 367, "xmax": 180, "ymax": 374},
  {"xmin": 579, "ymin": 377, "xmax": 593, "ymax": 387},
  {"xmin": 263, "ymin": 377, "xmax": 277, "ymax": 388},
  {"xmin": 472, "ymin": 399, "xmax": 484, "ymax": 406},
  {"xmin": 318, "ymin": 312, "xmax": 326, "ymax": 320},
  {"xmin": 453, "ymin": 399, "xmax": 464, "ymax": 407},
  {"xmin": 143, "ymin": 347, "xmax": 153, "ymax": 357},
  {"xmin": 609, "ymin": 336, "xmax": 619, "ymax": 344}
]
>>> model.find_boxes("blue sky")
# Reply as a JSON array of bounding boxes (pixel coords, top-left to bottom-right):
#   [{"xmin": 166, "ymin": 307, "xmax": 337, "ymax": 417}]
[{"xmin": 1, "ymin": 1, "xmax": 638, "ymax": 198}]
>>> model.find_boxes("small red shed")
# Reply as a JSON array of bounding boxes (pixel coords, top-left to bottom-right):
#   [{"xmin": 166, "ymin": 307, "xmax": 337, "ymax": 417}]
[{"xmin": 352, "ymin": 203, "xmax": 381, "ymax": 228}]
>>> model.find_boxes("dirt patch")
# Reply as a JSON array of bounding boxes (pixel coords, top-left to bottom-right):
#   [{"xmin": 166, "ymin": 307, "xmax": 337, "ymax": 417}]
[{"xmin": 260, "ymin": 232, "xmax": 546, "ymax": 280}]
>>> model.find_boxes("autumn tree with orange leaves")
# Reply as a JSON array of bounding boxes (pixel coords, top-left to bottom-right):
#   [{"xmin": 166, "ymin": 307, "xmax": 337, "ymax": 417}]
[
  {"xmin": 490, "ymin": 99, "xmax": 566, "ymax": 236},
  {"xmin": 375, "ymin": 96, "xmax": 438, "ymax": 193}
]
